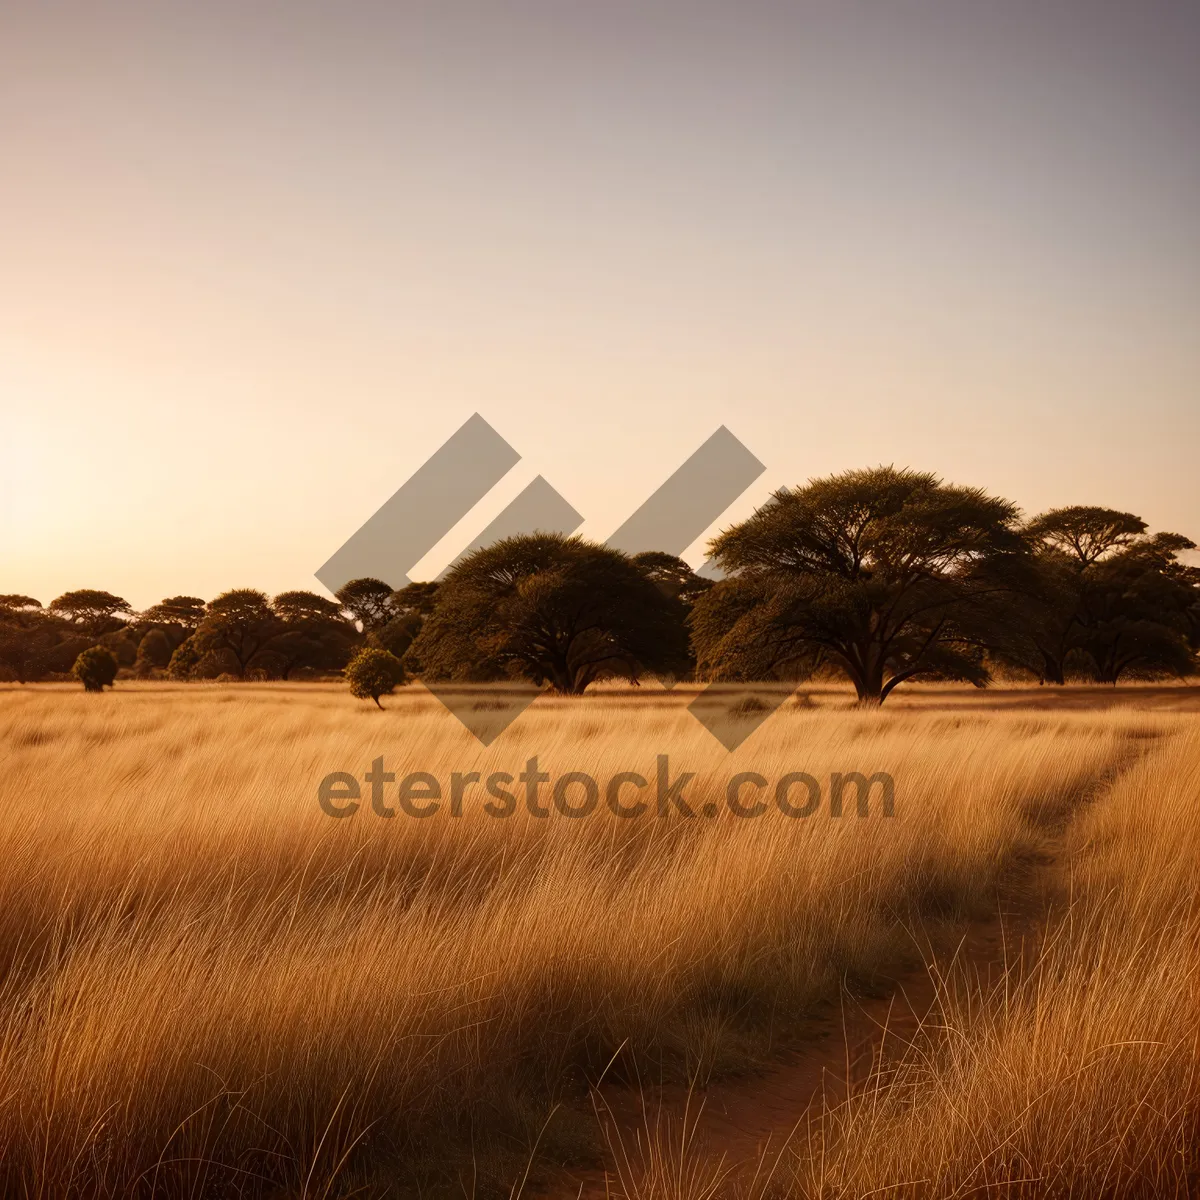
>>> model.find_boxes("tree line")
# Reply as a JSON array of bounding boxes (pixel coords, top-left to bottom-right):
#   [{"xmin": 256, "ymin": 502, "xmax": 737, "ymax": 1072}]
[{"xmin": 3, "ymin": 467, "xmax": 1197, "ymax": 704}]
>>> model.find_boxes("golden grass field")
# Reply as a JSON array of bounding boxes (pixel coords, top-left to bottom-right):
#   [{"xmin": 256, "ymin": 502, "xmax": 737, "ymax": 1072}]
[{"xmin": 0, "ymin": 681, "xmax": 1196, "ymax": 1198}]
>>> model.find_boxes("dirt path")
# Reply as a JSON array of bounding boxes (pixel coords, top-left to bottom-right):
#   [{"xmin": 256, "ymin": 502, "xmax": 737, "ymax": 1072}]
[
  {"xmin": 536, "ymin": 758, "xmax": 1131, "ymax": 1199},
  {"xmin": 545, "ymin": 901, "xmax": 1034, "ymax": 1198}
]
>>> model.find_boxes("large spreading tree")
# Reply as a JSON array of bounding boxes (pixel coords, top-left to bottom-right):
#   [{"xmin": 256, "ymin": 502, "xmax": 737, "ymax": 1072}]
[
  {"xmin": 691, "ymin": 467, "xmax": 1028, "ymax": 704},
  {"xmin": 408, "ymin": 534, "xmax": 690, "ymax": 694}
]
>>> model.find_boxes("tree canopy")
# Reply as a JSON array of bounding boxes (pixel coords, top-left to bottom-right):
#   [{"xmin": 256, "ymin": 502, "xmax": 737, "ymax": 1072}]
[
  {"xmin": 409, "ymin": 534, "xmax": 690, "ymax": 694},
  {"xmin": 1025, "ymin": 506, "xmax": 1147, "ymax": 567},
  {"xmin": 335, "ymin": 578, "xmax": 397, "ymax": 632},
  {"xmin": 192, "ymin": 589, "xmax": 281, "ymax": 678},
  {"xmin": 995, "ymin": 509, "xmax": 1199, "ymax": 684},
  {"xmin": 72, "ymin": 645, "xmax": 119, "ymax": 692},
  {"xmin": 4, "ymin": 469, "xmax": 1195, "ymax": 696},
  {"xmin": 140, "ymin": 596, "xmax": 207, "ymax": 631},
  {"xmin": 47, "ymin": 590, "xmax": 132, "ymax": 638},
  {"xmin": 344, "ymin": 646, "xmax": 406, "ymax": 708},
  {"xmin": 692, "ymin": 467, "xmax": 1028, "ymax": 703}
]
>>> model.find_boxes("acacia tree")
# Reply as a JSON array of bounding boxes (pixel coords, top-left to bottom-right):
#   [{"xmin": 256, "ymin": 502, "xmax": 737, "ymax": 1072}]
[
  {"xmin": 192, "ymin": 589, "xmax": 282, "ymax": 678},
  {"xmin": 270, "ymin": 590, "xmax": 358, "ymax": 678},
  {"xmin": 0, "ymin": 596, "xmax": 53, "ymax": 682},
  {"xmin": 1073, "ymin": 533, "xmax": 1198, "ymax": 683},
  {"xmin": 0, "ymin": 595, "xmax": 41, "ymax": 614},
  {"xmin": 1026, "ymin": 507, "xmax": 1147, "ymax": 566},
  {"xmin": 691, "ymin": 467, "xmax": 1027, "ymax": 704},
  {"xmin": 998, "ymin": 509, "xmax": 1198, "ymax": 684},
  {"xmin": 335, "ymin": 578, "xmax": 397, "ymax": 632},
  {"xmin": 372, "ymin": 581, "xmax": 440, "ymax": 661},
  {"xmin": 140, "ymin": 596, "xmax": 207, "ymax": 632},
  {"xmin": 631, "ymin": 552, "xmax": 713, "ymax": 606},
  {"xmin": 408, "ymin": 534, "xmax": 690, "ymax": 694},
  {"xmin": 47, "ymin": 590, "xmax": 133, "ymax": 638}
]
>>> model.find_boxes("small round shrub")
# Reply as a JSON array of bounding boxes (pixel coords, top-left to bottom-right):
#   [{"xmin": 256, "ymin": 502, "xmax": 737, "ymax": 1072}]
[
  {"xmin": 72, "ymin": 646, "xmax": 119, "ymax": 693},
  {"xmin": 344, "ymin": 647, "xmax": 406, "ymax": 708}
]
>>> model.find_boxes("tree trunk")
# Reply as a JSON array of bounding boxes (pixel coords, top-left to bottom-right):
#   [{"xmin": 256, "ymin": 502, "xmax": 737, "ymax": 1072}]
[{"xmin": 854, "ymin": 672, "xmax": 885, "ymax": 705}]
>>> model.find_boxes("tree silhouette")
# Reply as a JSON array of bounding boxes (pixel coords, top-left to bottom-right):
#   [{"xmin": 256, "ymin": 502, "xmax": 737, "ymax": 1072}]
[
  {"xmin": 631, "ymin": 552, "xmax": 713, "ymax": 605},
  {"xmin": 1074, "ymin": 533, "xmax": 1198, "ymax": 683},
  {"xmin": 997, "ymin": 511, "xmax": 1199, "ymax": 684},
  {"xmin": 72, "ymin": 645, "xmax": 119, "ymax": 692},
  {"xmin": 48, "ymin": 590, "xmax": 132, "ymax": 638},
  {"xmin": 1025, "ymin": 507, "xmax": 1147, "ymax": 566},
  {"xmin": 692, "ymin": 467, "xmax": 1026, "ymax": 704},
  {"xmin": 0, "ymin": 596, "xmax": 52, "ymax": 683},
  {"xmin": 270, "ymin": 590, "xmax": 357, "ymax": 678},
  {"xmin": 371, "ymin": 581, "xmax": 441, "ymax": 662},
  {"xmin": 335, "ymin": 578, "xmax": 397, "ymax": 632},
  {"xmin": 192, "ymin": 589, "xmax": 281, "ymax": 679},
  {"xmin": 409, "ymin": 534, "xmax": 690, "ymax": 694},
  {"xmin": 344, "ymin": 646, "xmax": 406, "ymax": 708},
  {"xmin": 140, "ymin": 596, "xmax": 207, "ymax": 632}
]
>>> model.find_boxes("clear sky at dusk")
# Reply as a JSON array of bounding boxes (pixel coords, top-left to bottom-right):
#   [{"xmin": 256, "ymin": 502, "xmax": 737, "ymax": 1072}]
[{"xmin": 2, "ymin": 1, "xmax": 1197, "ymax": 607}]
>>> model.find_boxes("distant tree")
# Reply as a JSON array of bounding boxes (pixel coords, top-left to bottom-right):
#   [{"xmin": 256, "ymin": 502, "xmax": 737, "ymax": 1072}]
[
  {"xmin": 140, "ymin": 596, "xmax": 207, "ymax": 632},
  {"xmin": 1074, "ymin": 532, "xmax": 1198, "ymax": 683},
  {"xmin": 335, "ymin": 578, "xmax": 397, "ymax": 632},
  {"xmin": 392, "ymin": 581, "xmax": 441, "ymax": 615},
  {"xmin": 371, "ymin": 581, "xmax": 441, "ymax": 662},
  {"xmin": 1025, "ymin": 507, "xmax": 1147, "ymax": 566},
  {"xmin": 987, "ymin": 549, "xmax": 1082, "ymax": 684},
  {"xmin": 100, "ymin": 628, "xmax": 139, "ymax": 667},
  {"xmin": 408, "ymin": 534, "xmax": 690, "ymax": 694},
  {"xmin": 134, "ymin": 628, "xmax": 172, "ymax": 677},
  {"xmin": 193, "ymin": 652, "xmax": 227, "ymax": 680},
  {"xmin": 167, "ymin": 636, "xmax": 201, "ymax": 680},
  {"xmin": 48, "ymin": 590, "xmax": 133, "ymax": 638},
  {"xmin": 272, "ymin": 590, "xmax": 345, "ymax": 623},
  {"xmin": 192, "ymin": 589, "xmax": 282, "ymax": 678},
  {"xmin": 995, "ymin": 510, "xmax": 1199, "ymax": 684},
  {"xmin": 692, "ymin": 468, "xmax": 1027, "ymax": 704},
  {"xmin": 269, "ymin": 590, "xmax": 358, "ymax": 678},
  {"xmin": 0, "ymin": 597, "xmax": 53, "ymax": 683},
  {"xmin": 72, "ymin": 645, "xmax": 119, "ymax": 692},
  {"xmin": 0, "ymin": 595, "xmax": 42, "ymax": 615},
  {"xmin": 344, "ymin": 646, "xmax": 407, "ymax": 708},
  {"xmin": 632, "ymin": 552, "xmax": 713, "ymax": 605}
]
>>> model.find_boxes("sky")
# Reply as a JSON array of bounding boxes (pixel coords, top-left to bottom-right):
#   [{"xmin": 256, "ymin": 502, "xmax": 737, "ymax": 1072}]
[{"xmin": 2, "ymin": 0, "xmax": 1198, "ymax": 609}]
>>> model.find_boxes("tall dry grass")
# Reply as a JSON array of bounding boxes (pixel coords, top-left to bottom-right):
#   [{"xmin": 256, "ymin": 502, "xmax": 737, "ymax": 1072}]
[
  {"xmin": 791, "ymin": 724, "xmax": 1200, "ymax": 1199},
  {"xmin": 0, "ymin": 683, "xmax": 1171, "ymax": 1196}
]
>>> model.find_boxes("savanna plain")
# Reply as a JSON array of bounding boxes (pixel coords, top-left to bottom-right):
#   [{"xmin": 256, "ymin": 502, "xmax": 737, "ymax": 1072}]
[{"xmin": 0, "ymin": 681, "xmax": 1197, "ymax": 1199}]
